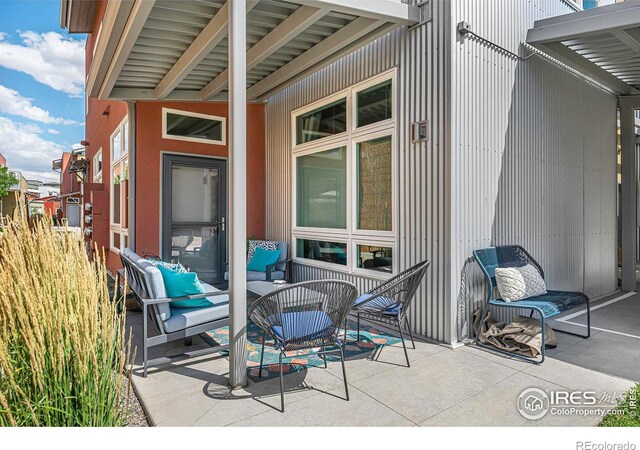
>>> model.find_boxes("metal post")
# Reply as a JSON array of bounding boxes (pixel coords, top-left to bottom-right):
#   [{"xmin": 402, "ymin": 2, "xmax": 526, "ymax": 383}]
[
  {"xmin": 228, "ymin": 0, "xmax": 248, "ymax": 388},
  {"xmin": 620, "ymin": 106, "xmax": 637, "ymax": 292}
]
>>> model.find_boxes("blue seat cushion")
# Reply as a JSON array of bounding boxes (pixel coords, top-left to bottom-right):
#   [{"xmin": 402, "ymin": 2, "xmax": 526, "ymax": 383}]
[
  {"xmin": 269, "ymin": 311, "xmax": 334, "ymax": 346},
  {"xmin": 490, "ymin": 290, "xmax": 588, "ymax": 318},
  {"xmin": 355, "ymin": 293, "xmax": 402, "ymax": 316}
]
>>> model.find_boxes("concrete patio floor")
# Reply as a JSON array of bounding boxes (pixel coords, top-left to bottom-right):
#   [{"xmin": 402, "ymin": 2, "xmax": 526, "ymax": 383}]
[{"xmin": 125, "ymin": 303, "xmax": 637, "ymax": 427}]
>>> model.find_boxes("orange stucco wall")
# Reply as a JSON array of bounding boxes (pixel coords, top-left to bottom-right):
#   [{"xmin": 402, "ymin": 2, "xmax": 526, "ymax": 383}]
[{"xmin": 134, "ymin": 102, "xmax": 266, "ymax": 258}]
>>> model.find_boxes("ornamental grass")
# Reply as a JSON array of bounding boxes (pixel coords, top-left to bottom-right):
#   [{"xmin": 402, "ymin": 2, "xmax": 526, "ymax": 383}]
[{"xmin": 0, "ymin": 210, "xmax": 132, "ymax": 426}]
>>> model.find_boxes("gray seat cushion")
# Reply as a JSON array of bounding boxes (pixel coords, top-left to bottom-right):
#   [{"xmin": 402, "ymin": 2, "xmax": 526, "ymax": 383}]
[
  {"xmin": 223, "ymin": 270, "xmax": 285, "ymax": 281},
  {"xmin": 123, "ymin": 248, "xmax": 172, "ymax": 321},
  {"xmin": 163, "ymin": 285, "xmax": 229, "ymax": 333}
]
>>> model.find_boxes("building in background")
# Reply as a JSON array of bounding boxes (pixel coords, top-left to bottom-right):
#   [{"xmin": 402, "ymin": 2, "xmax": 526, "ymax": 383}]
[{"xmin": 53, "ymin": 149, "xmax": 85, "ymax": 227}]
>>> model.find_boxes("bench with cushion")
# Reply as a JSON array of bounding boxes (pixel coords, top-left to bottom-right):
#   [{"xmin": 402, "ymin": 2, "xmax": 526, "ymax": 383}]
[
  {"xmin": 473, "ymin": 245, "xmax": 590, "ymax": 364},
  {"xmin": 119, "ymin": 248, "xmax": 230, "ymax": 377}
]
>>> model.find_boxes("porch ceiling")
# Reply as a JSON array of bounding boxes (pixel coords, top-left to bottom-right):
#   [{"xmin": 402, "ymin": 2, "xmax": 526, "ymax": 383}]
[
  {"xmin": 89, "ymin": 0, "xmax": 419, "ymax": 102},
  {"xmin": 527, "ymin": 0, "xmax": 640, "ymax": 96}
]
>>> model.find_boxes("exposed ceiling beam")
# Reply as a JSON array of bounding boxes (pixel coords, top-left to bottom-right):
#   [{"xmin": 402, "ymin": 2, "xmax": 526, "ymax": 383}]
[
  {"xmin": 247, "ymin": 17, "xmax": 382, "ymax": 100},
  {"xmin": 201, "ymin": 5, "xmax": 328, "ymax": 100},
  {"xmin": 527, "ymin": 3, "xmax": 640, "ymax": 45},
  {"xmin": 531, "ymin": 40, "xmax": 637, "ymax": 94},
  {"xmin": 294, "ymin": 0, "xmax": 419, "ymax": 25},
  {"xmin": 110, "ymin": 87, "xmax": 203, "ymax": 101},
  {"xmin": 611, "ymin": 28, "xmax": 640, "ymax": 56},
  {"xmin": 99, "ymin": 0, "xmax": 156, "ymax": 99},
  {"xmin": 86, "ymin": 0, "xmax": 135, "ymax": 98},
  {"xmin": 256, "ymin": 22, "xmax": 397, "ymax": 101},
  {"xmin": 155, "ymin": 0, "xmax": 259, "ymax": 99},
  {"xmin": 619, "ymin": 94, "xmax": 640, "ymax": 108}
]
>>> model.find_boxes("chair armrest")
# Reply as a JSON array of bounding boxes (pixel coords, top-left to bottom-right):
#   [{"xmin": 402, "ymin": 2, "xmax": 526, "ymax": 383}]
[{"xmin": 140, "ymin": 289, "xmax": 229, "ymax": 306}]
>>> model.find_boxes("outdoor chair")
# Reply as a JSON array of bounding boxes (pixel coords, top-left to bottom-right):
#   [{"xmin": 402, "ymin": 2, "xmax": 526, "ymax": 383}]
[
  {"xmin": 350, "ymin": 260, "xmax": 431, "ymax": 367},
  {"xmin": 473, "ymin": 245, "xmax": 591, "ymax": 364},
  {"xmin": 248, "ymin": 280, "xmax": 358, "ymax": 412},
  {"xmin": 224, "ymin": 239, "xmax": 291, "ymax": 282},
  {"xmin": 179, "ymin": 238, "xmax": 219, "ymax": 284},
  {"xmin": 119, "ymin": 249, "xmax": 230, "ymax": 377}
]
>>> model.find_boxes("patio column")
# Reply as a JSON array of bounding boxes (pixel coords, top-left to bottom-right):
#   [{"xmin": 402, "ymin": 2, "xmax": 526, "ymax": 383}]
[
  {"xmin": 228, "ymin": 0, "xmax": 248, "ymax": 388},
  {"xmin": 620, "ymin": 105, "xmax": 637, "ymax": 292}
]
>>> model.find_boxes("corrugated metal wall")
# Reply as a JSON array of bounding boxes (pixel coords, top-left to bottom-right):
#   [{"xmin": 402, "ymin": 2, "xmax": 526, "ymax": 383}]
[
  {"xmin": 264, "ymin": 0, "xmax": 619, "ymax": 345},
  {"xmin": 264, "ymin": 0, "xmax": 453, "ymax": 343},
  {"xmin": 450, "ymin": 0, "xmax": 618, "ymax": 340}
]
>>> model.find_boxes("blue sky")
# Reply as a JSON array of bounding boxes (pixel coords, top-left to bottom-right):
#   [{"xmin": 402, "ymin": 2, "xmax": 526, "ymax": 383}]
[{"xmin": 0, "ymin": 0, "xmax": 85, "ymax": 183}]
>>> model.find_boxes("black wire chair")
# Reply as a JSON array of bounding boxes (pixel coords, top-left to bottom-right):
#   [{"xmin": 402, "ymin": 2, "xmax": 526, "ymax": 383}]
[
  {"xmin": 350, "ymin": 260, "xmax": 431, "ymax": 367},
  {"xmin": 248, "ymin": 280, "xmax": 358, "ymax": 412}
]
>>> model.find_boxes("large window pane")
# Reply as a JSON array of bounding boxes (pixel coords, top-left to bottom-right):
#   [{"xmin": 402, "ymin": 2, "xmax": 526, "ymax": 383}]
[
  {"xmin": 357, "ymin": 136, "xmax": 392, "ymax": 231},
  {"xmin": 296, "ymin": 99, "xmax": 347, "ymax": 145},
  {"xmin": 356, "ymin": 79, "xmax": 392, "ymax": 128},
  {"xmin": 112, "ymin": 165, "xmax": 121, "ymax": 225},
  {"xmin": 297, "ymin": 239, "xmax": 347, "ymax": 266},
  {"xmin": 296, "ymin": 147, "xmax": 346, "ymax": 228},
  {"xmin": 357, "ymin": 245, "xmax": 393, "ymax": 273},
  {"xmin": 112, "ymin": 130, "xmax": 121, "ymax": 161},
  {"xmin": 166, "ymin": 112, "xmax": 223, "ymax": 142}
]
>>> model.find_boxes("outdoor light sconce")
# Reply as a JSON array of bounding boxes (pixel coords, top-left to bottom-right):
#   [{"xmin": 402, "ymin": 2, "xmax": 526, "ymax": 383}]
[{"xmin": 412, "ymin": 120, "xmax": 429, "ymax": 143}]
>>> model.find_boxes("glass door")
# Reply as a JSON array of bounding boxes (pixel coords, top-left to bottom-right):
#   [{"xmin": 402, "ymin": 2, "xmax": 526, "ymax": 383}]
[{"xmin": 162, "ymin": 155, "xmax": 227, "ymax": 286}]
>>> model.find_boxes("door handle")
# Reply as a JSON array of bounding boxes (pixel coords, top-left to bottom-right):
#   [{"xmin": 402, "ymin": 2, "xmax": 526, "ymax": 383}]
[{"xmin": 212, "ymin": 217, "xmax": 225, "ymax": 232}]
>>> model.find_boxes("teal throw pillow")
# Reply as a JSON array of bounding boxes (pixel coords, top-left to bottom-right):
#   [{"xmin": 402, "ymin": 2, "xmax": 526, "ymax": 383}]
[
  {"xmin": 156, "ymin": 265, "xmax": 211, "ymax": 308},
  {"xmin": 247, "ymin": 247, "xmax": 281, "ymax": 272}
]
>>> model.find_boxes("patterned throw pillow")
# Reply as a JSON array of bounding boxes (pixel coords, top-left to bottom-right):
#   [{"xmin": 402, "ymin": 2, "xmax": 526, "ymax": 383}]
[
  {"xmin": 247, "ymin": 240, "xmax": 278, "ymax": 266},
  {"xmin": 494, "ymin": 264, "xmax": 547, "ymax": 302},
  {"xmin": 146, "ymin": 258, "xmax": 188, "ymax": 273}
]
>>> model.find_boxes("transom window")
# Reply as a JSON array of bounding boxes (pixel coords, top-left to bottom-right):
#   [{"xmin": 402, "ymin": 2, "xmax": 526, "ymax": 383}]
[
  {"xmin": 162, "ymin": 108, "xmax": 226, "ymax": 145},
  {"xmin": 292, "ymin": 70, "xmax": 396, "ymax": 278},
  {"xmin": 110, "ymin": 118, "xmax": 129, "ymax": 253}
]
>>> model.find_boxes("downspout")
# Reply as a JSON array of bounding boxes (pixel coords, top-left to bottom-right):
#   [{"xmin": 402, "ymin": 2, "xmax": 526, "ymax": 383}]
[{"xmin": 127, "ymin": 101, "xmax": 136, "ymax": 251}]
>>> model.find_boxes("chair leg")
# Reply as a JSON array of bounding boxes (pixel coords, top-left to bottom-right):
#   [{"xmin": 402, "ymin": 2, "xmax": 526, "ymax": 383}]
[
  {"xmin": 279, "ymin": 351, "xmax": 285, "ymax": 413},
  {"xmin": 404, "ymin": 316, "xmax": 416, "ymax": 349},
  {"xmin": 143, "ymin": 306, "xmax": 148, "ymax": 378},
  {"xmin": 321, "ymin": 346, "xmax": 327, "ymax": 368},
  {"xmin": 356, "ymin": 313, "xmax": 361, "ymax": 342},
  {"xmin": 586, "ymin": 301, "xmax": 591, "ymax": 338},
  {"xmin": 258, "ymin": 331, "xmax": 266, "ymax": 378},
  {"xmin": 339, "ymin": 344, "xmax": 349, "ymax": 401},
  {"xmin": 396, "ymin": 319, "xmax": 410, "ymax": 368}
]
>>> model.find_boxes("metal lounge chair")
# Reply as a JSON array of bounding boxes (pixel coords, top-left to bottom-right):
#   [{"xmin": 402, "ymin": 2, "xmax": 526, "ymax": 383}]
[
  {"xmin": 350, "ymin": 260, "xmax": 431, "ymax": 367},
  {"xmin": 248, "ymin": 280, "xmax": 358, "ymax": 412},
  {"xmin": 473, "ymin": 245, "xmax": 591, "ymax": 364}
]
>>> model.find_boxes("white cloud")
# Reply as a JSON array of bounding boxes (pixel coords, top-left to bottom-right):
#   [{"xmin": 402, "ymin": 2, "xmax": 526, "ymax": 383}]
[
  {"xmin": 47, "ymin": 128, "xmax": 60, "ymax": 135},
  {"xmin": 0, "ymin": 116, "xmax": 65, "ymax": 183},
  {"xmin": 0, "ymin": 31, "xmax": 85, "ymax": 96},
  {"xmin": 0, "ymin": 85, "xmax": 80, "ymax": 125}
]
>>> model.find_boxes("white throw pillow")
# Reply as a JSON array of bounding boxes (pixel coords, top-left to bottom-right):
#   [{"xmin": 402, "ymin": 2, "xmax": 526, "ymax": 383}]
[{"xmin": 494, "ymin": 264, "xmax": 547, "ymax": 302}]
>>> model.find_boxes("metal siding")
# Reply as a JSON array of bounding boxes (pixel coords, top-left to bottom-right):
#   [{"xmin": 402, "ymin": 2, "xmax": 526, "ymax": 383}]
[
  {"xmin": 264, "ymin": 0, "xmax": 452, "ymax": 343},
  {"xmin": 451, "ymin": 0, "xmax": 618, "ymax": 339}
]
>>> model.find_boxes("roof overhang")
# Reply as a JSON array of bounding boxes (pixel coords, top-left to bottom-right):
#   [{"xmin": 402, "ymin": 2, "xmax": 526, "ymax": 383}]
[
  {"xmin": 88, "ymin": 0, "xmax": 420, "ymax": 102},
  {"xmin": 60, "ymin": 0, "xmax": 99, "ymax": 33},
  {"xmin": 527, "ymin": 0, "xmax": 640, "ymax": 97}
]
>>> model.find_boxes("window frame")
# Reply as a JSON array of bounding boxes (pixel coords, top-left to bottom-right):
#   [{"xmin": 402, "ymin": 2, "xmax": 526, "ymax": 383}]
[
  {"xmin": 162, "ymin": 107, "xmax": 226, "ymax": 146},
  {"xmin": 110, "ymin": 117, "xmax": 129, "ymax": 253},
  {"xmin": 93, "ymin": 148, "xmax": 102, "ymax": 183},
  {"xmin": 290, "ymin": 69, "xmax": 397, "ymax": 279}
]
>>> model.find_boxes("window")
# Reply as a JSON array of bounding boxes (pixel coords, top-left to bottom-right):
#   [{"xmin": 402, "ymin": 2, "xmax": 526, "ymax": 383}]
[
  {"xmin": 295, "ymin": 98, "xmax": 347, "ymax": 145},
  {"xmin": 162, "ymin": 108, "xmax": 226, "ymax": 145},
  {"xmin": 296, "ymin": 146, "xmax": 347, "ymax": 229},
  {"xmin": 110, "ymin": 118, "xmax": 129, "ymax": 253},
  {"xmin": 292, "ymin": 70, "xmax": 396, "ymax": 277},
  {"xmin": 93, "ymin": 149, "xmax": 102, "ymax": 182}
]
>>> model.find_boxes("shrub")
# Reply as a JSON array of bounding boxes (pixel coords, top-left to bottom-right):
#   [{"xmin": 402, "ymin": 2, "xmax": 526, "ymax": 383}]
[
  {"xmin": 600, "ymin": 384, "xmax": 640, "ymax": 427},
  {"xmin": 0, "ymin": 212, "xmax": 132, "ymax": 426}
]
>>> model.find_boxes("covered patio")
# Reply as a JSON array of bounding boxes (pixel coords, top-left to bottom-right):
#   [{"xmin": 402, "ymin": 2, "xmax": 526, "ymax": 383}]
[{"xmin": 90, "ymin": 0, "xmax": 421, "ymax": 388}]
